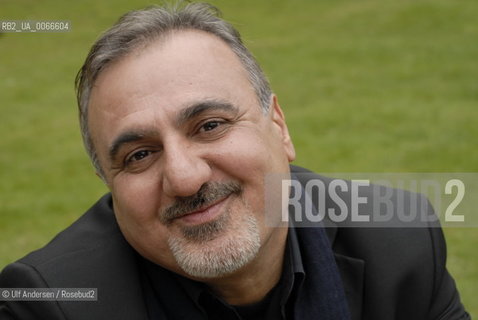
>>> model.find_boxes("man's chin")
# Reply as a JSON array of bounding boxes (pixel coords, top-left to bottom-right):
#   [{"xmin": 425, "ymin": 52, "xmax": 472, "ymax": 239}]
[
  {"xmin": 173, "ymin": 208, "xmax": 230, "ymax": 243},
  {"xmin": 167, "ymin": 214, "xmax": 261, "ymax": 279}
]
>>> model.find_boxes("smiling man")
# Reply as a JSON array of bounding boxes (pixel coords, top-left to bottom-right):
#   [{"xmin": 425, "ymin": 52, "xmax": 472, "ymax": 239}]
[
  {"xmin": 0, "ymin": 2, "xmax": 470, "ymax": 320},
  {"xmin": 89, "ymin": 27, "xmax": 295, "ymax": 302}
]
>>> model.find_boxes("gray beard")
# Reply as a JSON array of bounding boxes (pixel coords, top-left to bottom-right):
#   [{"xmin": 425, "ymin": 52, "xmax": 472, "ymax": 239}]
[{"xmin": 167, "ymin": 207, "xmax": 261, "ymax": 278}]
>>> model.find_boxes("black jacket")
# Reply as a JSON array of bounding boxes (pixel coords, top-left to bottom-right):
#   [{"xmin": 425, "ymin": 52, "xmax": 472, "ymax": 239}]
[{"xmin": 0, "ymin": 166, "xmax": 470, "ymax": 319}]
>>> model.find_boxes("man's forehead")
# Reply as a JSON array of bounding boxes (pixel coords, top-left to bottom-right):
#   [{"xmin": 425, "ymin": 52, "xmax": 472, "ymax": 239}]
[
  {"xmin": 87, "ymin": 28, "xmax": 259, "ymax": 154},
  {"xmin": 94, "ymin": 29, "xmax": 245, "ymax": 85},
  {"xmin": 89, "ymin": 29, "xmax": 251, "ymax": 113}
]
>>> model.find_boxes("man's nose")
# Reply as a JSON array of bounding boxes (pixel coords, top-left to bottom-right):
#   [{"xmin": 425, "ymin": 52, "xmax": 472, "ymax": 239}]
[{"xmin": 161, "ymin": 142, "xmax": 212, "ymax": 198}]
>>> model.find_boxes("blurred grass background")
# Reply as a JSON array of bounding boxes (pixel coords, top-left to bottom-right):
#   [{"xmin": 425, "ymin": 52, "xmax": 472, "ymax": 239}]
[{"xmin": 1, "ymin": 0, "xmax": 476, "ymax": 315}]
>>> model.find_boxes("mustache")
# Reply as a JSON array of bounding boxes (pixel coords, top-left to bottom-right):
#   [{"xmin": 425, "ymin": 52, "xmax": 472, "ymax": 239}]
[{"xmin": 160, "ymin": 181, "xmax": 243, "ymax": 224}]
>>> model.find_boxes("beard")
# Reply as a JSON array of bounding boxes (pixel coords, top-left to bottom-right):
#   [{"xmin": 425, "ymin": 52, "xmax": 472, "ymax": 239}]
[{"xmin": 162, "ymin": 181, "xmax": 261, "ymax": 278}]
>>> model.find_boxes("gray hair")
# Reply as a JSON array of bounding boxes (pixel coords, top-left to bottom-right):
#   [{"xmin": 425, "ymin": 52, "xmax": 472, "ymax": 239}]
[{"xmin": 75, "ymin": 1, "xmax": 272, "ymax": 176}]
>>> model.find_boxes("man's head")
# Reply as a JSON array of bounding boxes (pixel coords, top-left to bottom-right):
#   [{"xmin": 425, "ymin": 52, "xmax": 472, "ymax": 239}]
[
  {"xmin": 76, "ymin": 2, "xmax": 295, "ymax": 280},
  {"xmin": 76, "ymin": 2, "xmax": 273, "ymax": 177}
]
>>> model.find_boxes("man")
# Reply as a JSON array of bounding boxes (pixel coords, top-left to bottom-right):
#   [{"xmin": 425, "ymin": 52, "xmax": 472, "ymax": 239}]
[{"xmin": 0, "ymin": 2, "xmax": 470, "ymax": 319}]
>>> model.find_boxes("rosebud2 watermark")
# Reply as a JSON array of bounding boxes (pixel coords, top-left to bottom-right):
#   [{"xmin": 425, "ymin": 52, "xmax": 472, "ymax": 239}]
[
  {"xmin": 0, "ymin": 288, "xmax": 97, "ymax": 301},
  {"xmin": 265, "ymin": 173, "xmax": 477, "ymax": 228}
]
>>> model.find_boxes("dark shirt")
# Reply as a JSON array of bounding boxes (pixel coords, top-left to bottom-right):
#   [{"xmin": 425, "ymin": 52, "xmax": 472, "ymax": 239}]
[{"xmin": 141, "ymin": 226, "xmax": 305, "ymax": 320}]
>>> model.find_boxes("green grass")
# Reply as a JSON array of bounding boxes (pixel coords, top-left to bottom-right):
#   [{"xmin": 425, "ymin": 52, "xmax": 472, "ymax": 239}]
[{"xmin": 1, "ymin": 0, "xmax": 477, "ymax": 316}]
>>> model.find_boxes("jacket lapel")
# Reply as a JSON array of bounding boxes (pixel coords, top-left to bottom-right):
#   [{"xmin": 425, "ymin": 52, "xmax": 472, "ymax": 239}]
[
  {"xmin": 291, "ymin": 165, "xmax": 365, "ymax": 320},
  {"xmin": 326, "ymin": 225, "xmax": 364, "ymax": 320}
]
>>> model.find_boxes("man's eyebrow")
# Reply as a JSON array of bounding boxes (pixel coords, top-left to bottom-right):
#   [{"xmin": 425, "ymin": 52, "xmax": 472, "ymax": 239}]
[
  {"xmin": 108, "ymin": 101, "xmax": 237, "ymax": 161},
  {"xmin": 177, "ymin": 100, "xmax": 239, "ymax": 126},
  {"xmin": 108, "ymin": 129, "xmax": 157, "ymax": 161}
]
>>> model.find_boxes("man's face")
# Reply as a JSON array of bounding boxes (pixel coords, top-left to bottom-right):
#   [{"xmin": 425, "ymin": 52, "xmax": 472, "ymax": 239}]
[{"xmin": 88, "ymin": 30, "xmax": 295, "ymax": 279}]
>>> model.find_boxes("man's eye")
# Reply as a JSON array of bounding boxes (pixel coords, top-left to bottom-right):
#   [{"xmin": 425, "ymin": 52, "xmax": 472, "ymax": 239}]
[
  {"xmin": 200, "ymin": 121, "xmax": 220, "ymax": 132},
  {"xmin": 127, "ymin": 150, "xmax": 152, "ymax": 163}
]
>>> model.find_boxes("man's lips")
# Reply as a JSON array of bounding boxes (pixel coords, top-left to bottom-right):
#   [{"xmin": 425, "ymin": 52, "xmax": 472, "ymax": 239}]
[{"xmin": 173, "ymin": 195, "xmax": 230, "ymax": 225}]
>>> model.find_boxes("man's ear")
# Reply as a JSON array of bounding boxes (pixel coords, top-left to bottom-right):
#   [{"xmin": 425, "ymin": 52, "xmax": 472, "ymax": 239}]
[
  {"xmin": 95, "ymin": 171, "xmax": 109, "ymax": 186},
  {"xmin": 269, "ymin": 95, "xmax": 296, "ymax": 162}
]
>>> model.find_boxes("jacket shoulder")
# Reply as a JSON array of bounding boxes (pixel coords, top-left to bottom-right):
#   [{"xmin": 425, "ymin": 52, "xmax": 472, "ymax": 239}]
[
  {"xmin": 0, "ymin": 194, "xmax": 149, "ymax": 320},
  {"xmin": 17, "ymin": 194, "xmax": 121, "ymax": 267},
  {"xmin": 291, "ymin": 165, "xmax": 469, "ymax": 319}
]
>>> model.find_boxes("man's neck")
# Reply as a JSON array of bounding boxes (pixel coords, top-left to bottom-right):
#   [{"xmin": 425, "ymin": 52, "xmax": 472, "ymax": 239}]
[{"xmin": 204, "ymin": 226, "xmax": 289, "ymax": 306}]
